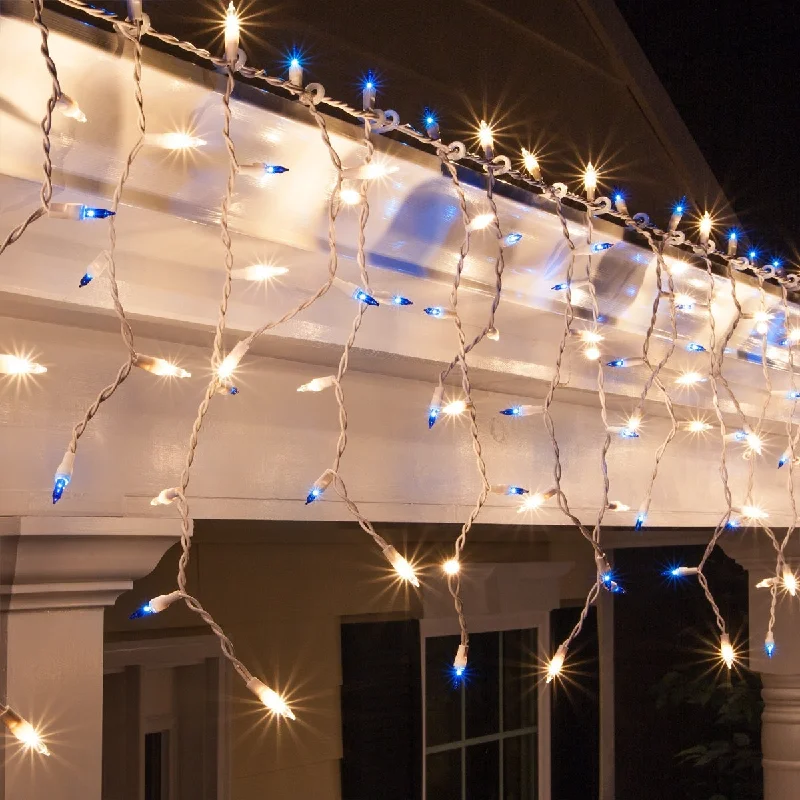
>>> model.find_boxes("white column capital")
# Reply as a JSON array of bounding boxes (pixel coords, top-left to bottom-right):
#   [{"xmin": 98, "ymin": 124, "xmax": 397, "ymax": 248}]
[{"xmin": 0, "ymin": 515, "xmax": 180, "ymax": 610}]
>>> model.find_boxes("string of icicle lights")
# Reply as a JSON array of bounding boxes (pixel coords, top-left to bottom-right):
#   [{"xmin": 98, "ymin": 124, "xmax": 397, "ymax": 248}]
[{"xmin": 1, "ymin": 0, "xmax": 799, "ymax": 752}]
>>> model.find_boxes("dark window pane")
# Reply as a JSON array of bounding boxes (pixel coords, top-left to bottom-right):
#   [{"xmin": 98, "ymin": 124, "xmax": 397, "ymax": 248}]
[
  {"xmin": 427, "ymin": 748, "xmax": 461, "ymax": 800},
  {"xmin": 465, "ymin": 632, "xmax": 500, "ymax": 739},
  {"xmin": 503, "ymin": 733, "xmax": 537, "ymax": 800},
  {"xmin": 426, "ymin": 634, "xmax": 462, "ymax": 747},
  {"xmin": 465, "ymin": 740, "xmax": 499, "ymax": 800},
  {"xmin": 144, "ymin": 731, "xmax": 165, "ymax": 800},
  {"xmin": 503, "ymin": 629, "xmax": 538, "ymax": 731}
]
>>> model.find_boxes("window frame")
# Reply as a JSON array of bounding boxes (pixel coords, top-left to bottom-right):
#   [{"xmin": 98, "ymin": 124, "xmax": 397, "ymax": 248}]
[{"xmin": 420, "ymin": 610, "xmax": 551, "ymax": 800}]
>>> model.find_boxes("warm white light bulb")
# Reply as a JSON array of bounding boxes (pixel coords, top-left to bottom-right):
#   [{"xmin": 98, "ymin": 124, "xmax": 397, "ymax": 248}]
[
  {"xmin": 782, "ymin": 569, "xmax": 798, "ymax": 597},
  {"xmin": 467, "ymin": 213, "xmax": 495, "ymax": 232},
  {"xmin": 745, "ymin": 433, "xmax": 763, "ymax": 455},
  {"xmin": 478, "ymin": 120, "xmax": 494, "ymax": 151},
  {"xmin": 720, "ymin": 633, "xmax": 735, "ymax": 669},
  {"xmin": 0, "ymin": 354, "xmax": 47, "ymax": 375},
  {"xmin": 134, "ymin": 355, "xmax": 191, "ymax": 379},
  {"xmin": 583, "ymin": 162, "xmax": 598, "ymax": 200},
  {"xmin": 674, "ymin": 293, "xmax": 697, "ymax": 311},
  {"xmin": 147, "ymin": 132, "xmax": 207, "ymax": 150},
  {"xmin": 382, "ymin": 545, "xmax": 420, "ymax": 587},
  {"xmin": 297, "ymin": 376, "xmax": 337, "ymax": 393},
  {"xmin": 224, "ymin": 2, "xmax": 240, "ymax": 63},
  {"xmin": 339, "ymin": 187, "xmax": 362, "ymax": 206},
  {"xmin": 546, "ymin": 644, "xmax": 567, "ymax": 683},
  {"xmin": 217, "ymin": 340, "xmax": 250, "ymax": 380},
  {"xmin": 231, "ymin": 264, "xmax": 289, "ymax": 281},
  {"xmin": 0, "ymin": 708, "xmax": 49, "ymax": 756},
  {"xmin": 246, "ymin": 678, "xmax": 296, "ymax": 720},
  {"xmin": 788, "ymin": 328, "xmax": 800, "ymax": 343},
  {"xmin": 755, "ymin": 577, "xmax": 779, "ymax": 589},
  {"xmin": 584, "ymin": 346, "xmax": 601, "ymax": 361},
  {"xmin": 606, "ymin": 500, "xmax": 630, "ymax": 512},
  {"xmin": 699, "ymin": 211, "xmax": 713, "ymax": 244},
  {"xmin": 579, "ymin": 330, "xmax": 604, "ymax": 344},
  {"xmin": 738, "ymin": 504, "xmax": 768, "ymax": 521},
  {"xmin": 56, "ymin": 93, "xmax": 86, "ymax": 123},
  {"xmin": 518, "ymin": 488, "xmax": 557, "ymax": 512},
  {"xmin": 442, "ymin": 399, "xmax": 469, "ymax": 416},
  {"xmin": 340, "ymin": 162, "xmax": 399, "ymax": 181},
  {"xmin": 675, "ymin": 371, "xmax": 705, "ymax": 386},
  {"xmin": 521, "ymin": 148, "xmax": 541, "ymax": 180},
  {"xmin": 682, "ymin": 420, "xmax": 713, "ymax": 433},
  {"xmin": 443, "ymin": 558, "xmax": 460, "ymax": 576},
  {"xmin": 150, "ymin": 487, "xmax": 179, "ymax": 506},
  {"xmin": 753, "ymin": 311, "xmax": 771, "ymax": 335}
]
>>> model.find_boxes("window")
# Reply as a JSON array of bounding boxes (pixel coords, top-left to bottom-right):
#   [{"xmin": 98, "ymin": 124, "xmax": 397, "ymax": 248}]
[{"xmin": 424, "ymin": 629, "xmax": 538, "ymax": 800}]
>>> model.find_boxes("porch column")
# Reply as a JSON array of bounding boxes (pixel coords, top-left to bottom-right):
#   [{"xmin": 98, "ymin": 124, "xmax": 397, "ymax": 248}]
[
  {"xmin": 721, "ymin": 535, "xmax": 800, "ymax": 800},
  {"xmin": 0, "ymin": 516, "xmax": 179, "ymax": 800}
]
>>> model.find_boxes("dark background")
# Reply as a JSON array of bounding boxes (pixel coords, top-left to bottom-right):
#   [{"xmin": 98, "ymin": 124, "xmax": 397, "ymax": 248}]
[{"xmin": 50, "ymin": 0, "xmax": 798, "ymax": 261}]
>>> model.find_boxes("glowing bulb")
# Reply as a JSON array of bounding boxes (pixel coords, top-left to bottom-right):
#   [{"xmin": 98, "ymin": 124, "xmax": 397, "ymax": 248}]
[
  {"xmin": 504, "ymin": 232, "xmax": 523, "ymax": 247},
  {"xmin": 362, "ymin": 73, "xmax": 377, "ymax": 110},
  {"xmin": 572, "ymin": 241, "xmax": 615, "ymax": 257},
  {"xmin": 134, "ymin": 355, "xmax": 191, "ymax": 379},
  {"xmin": 341, "ymin": 162, "xmax": 399, "ymax": 181},
  {"xmin": 736, "ymin": 504, "xmax": 768, "ymax": 521},
  {"xmin": 720, "ymin": 633, "xmax": 735, "ymax": 669},
  {"xmin": 288, "ymin": 54, "xmax": 303, "ymax": 87},
  {"xmin": 583, "ymin": 162, "xmax": 598, "ymax": 201},
  {"xmin": 231, "ymin": 264, "xmax": 289, "ymax": 281},
  {"xmin": 521, "ymin": 148, "xmax": 541, "ymax": 180},
  {"xmin": 499, "ymin": 404, "xmax": 544, "ymax": 417},
  {"xmin": 675, "ymin": 371, "xmax": 705, "ymax": 386},
  {"xmin": 613, "ymin": 191, "xmax": 628, "ymax": 215},
  {"xmin": 668, "ymin": 200, "xmax": 685, "ymax": 232},
  {"xmin": 634, "ymin": 512, "xmax": 647, "ymax": 530},
  {"xmin": 247, "ymin": 678, "xmax": 296, "ymax": 720},
  {"xmin": 217, "ymin": 340, "xmax": 249, "ymax": 380},
  {"xmin": 606, "ymin": 357, "xmax": 645, "ymax": 368},
  {"xmin": 147, "ymin": 132, "xmax": 207, "ymax": 150},
  {"xmin": 579, "ymin": 330, "xmax": 604, "ymax": 344},
  {"xmin": 443, "ymin": 558, "xmax": 460, "ymax": 576},
  {"xmin": 607, "ymin": 500, "xmax": 629, "ymax": 511},
  {"xmin": 424, "ymin": 111, "xmax": 440, "ymax": 139},
  {"xmin": 332, "ymin": 277, "xmax": 379, "ymax": 306},
  {"xmin": 753, "ymin": 310, "xmax": 771, "ymax": 335},
  {"xmin": 150, "ymin": 487, "xmax": 179, "ymax": 506},
  {"xmin": 478, "ymin": 120, "xmax": 494, "ymax": 153},
  {"xmin": 129, "ymin": 590, "xmax": 182, "ymax": 619},
  {"xmin": 297, "ymin": 376, "xmax": 336, "ymax": 393},
  {"xmin": 779, "ymin": 447, "xmax": 793, "ymax": 468},
  {"xmin": 0, "ymin": 708, "xmax": 49, "ymax": 756},
  {"xmin": 382, "ymin": 545, "xmax": 419, "ymax": 587},
  {"xmin": 428, "ymin": 385, "xmax": 444, "ymax": 429},
  {"xmin": 48, "ymin": 203, "xmax": 114, "ymax": 221},
  {"xmin": 453, "ymin": 644, "xmax": 468, "ymax": 677},
  {"xmin": 745, "ymin": 433, "xmax": 763, "ymax": 455},
  {"xmin": 686, "ymin": 342, "xmax": 706, "ymax": 352},
  {"xmin": 52, "ymin": 450, "xmax": 74, "ymax": 504},
  {"xmin": 239, "ymin": 163, "xmax": 290, "ymax": 177},
  {"xmin": 674, "ymin": 293, "xmax": 697, "ymax": 311},
  {"xmin": 698, "ymin": 212, "xmax": 713, "ymax": 245},
  {"xmin": 491, "ymin": 484, "xmax": 529, "ymax": 496},
  {"xmin": 339, "ymin": 187, "xmax": 362, "ymax": 206},
  {"xmin": 788, "ymin": 329, "xmax": 800, "ymax": 343},
  {"xmin": 0, "ymin": 354, "xmax": 47, "ymax": 375},
  {"xmin": 305, "ymin": 471, "xmax": 333, "ymax": 505},
  {"xmin": 584, "ymin": 346, "xmax": 601, "ymax": 361},
  {"xmin": 56, "ymin": 92, "xmax": 86, "ymax": 123},
  {"xmin": 467, "ymin": 213, "xmax": 495, "ymax": 232},
  {"xmin": 783, "ymin": 569, "xmax": 798, "ymax": 596},
  {"xmin": 442, "ymin": 399, "xmax": 469, "ymax": 416},
  {"xmin": 727, "ymin": 230, "xmax": 738, "ymax": 257},
  {"xmin": 424, "ymin": 306, "xmax": 456, "ymax": 319},
  {"xmin": 546, "ymin": 644, "xmax": 567, "ymax": 683},
  {"xmin": 669, "ymin": 566, "xmax": 698, "ymax": 578},
  {"xmin": 682, "ymin": 420, "xmax": 713, "ymax": 433},
  {"xmin": 518, "ymin": 488, "xmax": 557, "ymax": 512},
  {"xmin": 765, "ymin": 631, "xmax": 775, "ymax": 658},
  {"xmin": 223, "ymin": 2, "xmax": 240, "ymax": 63},
  {"xmin": 600, "ymin": 571, "xmax": 625, "ymax": 593}
]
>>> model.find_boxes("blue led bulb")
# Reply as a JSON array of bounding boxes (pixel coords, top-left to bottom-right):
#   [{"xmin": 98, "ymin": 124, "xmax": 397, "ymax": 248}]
[
  {"xmin": 748, "ymin": 250, "xmax": 757, "ymax": 260},
  {"xmin": 779, "ymin": 453, "xmax": 790, "ymax": 468},
  {"xmin": 674, "ymin": 203, "xmax": 684, "ymax": 215},
  {"xmin": 305, "ymin": 487, "xmax": 323, "ymax": 505},
  {"xmin": 428, "ymin": 407, "xmax": 440, "ymax": 429},
  {"xmin": 733, "ymin": 430, "xmax": 747, "ymax": 442},
  {"xmin": 500, "ymin": 406, "xmax": 522, "ymax": 416},
  {"xmin": 425, "ymin": 307, "xmax": 444, "ymax": 317},
  {"xmin": 634, "ymin": 512, "xmax": 646, "ymax": 531},
  {"xmin": 506, "ymin": 486, "xmax": 529, "ymax": 496},
  {"xmin": 765, "ymin": 638, "xmax": 775, "ymax": 658},
  {"xmin": 619, "ymin": 428, "xmax": 639, "ymax": 439},
  {"xmin": 80, "ymin": 206, "xmax": 115, "ymax": 220},
  {"xmin": 601, "ymin": 572, "xmax": 625, "ymax": 594},
  {"xmin": 607, "ymin": 359, "xmax": 626, "ymax": 368},
  {"xmin": 290, "ymin": 57, "xmax": 300, "ymax": 68},
  {"xmin": 352, "ymin": 288, "xmax": 379, "ymax": 306},
  {"xmin": 229, "ymin": 386, "xmax": 239, "ymax": 395},
  {"xmin": 264, "ymin": 164, "xmax": 289, "ymax": 174},
  {"xmin": 726, "ymin": 517, "xmax": 741, "ymax": 529},
  {"xmin": 551, "ymin": 282, "xmax": 569, "ymax": 291},
  {"xmin": 504, "ymin": 232, "xmax": 523, "ymax": 247},
  {"xmin": 686, "ymin": 342, "xmax": 706, "ymax": 352},
  {"xmin": 79, "ymin": 272, "xmax": 93, "ymax": 288},
  {"xmin": 392, "ymin": 295, "xmax": 413, "ymax": 306},
  {"xmin": 789, "ymin": 391, "xmax": 800, "ymax": 400},
  {"xmin": 590, "ymin": 242, "xmax": 614, "ymax": 254},
  {"xmin": 52, "ymin": 475, "xmax": 69, "ymax": 504},
  {"xmin": 614, "ymin": 193, "xmax": 624, "ymax": 204},
  {"xmin": 129, "ymin": 603, "xmax": 156, "ymax": 620}
]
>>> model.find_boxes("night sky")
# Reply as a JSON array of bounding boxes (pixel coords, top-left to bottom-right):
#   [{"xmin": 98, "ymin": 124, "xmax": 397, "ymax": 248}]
[{"xmin": 56, "ymin": 0, "xmax": 798, "ymax": 262}]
